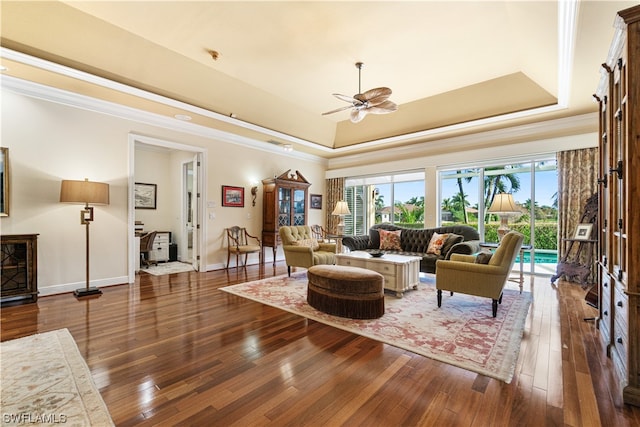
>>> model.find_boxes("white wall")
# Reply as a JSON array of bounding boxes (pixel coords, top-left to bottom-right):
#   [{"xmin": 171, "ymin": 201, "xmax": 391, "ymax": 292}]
[{"xmin": 1, "ymin": 90, "xmax": 327, "ymax": 295}]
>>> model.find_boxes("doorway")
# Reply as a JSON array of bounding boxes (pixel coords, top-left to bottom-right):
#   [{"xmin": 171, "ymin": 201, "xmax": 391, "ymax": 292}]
[{"xmin": 127, "ymin": 134, "xmax": 207, "ymax": 283}]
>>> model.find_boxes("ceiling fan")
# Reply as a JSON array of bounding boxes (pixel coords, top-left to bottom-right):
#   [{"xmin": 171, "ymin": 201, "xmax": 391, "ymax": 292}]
[{"xmin": 322, "ymin": 62, "xmax": 398, "ymax": 123}]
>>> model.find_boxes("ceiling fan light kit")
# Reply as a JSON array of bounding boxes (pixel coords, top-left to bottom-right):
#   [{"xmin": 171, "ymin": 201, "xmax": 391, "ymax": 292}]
[{"xmin": 323, "ymin": 62, "xmax": 397, "ymax": 123}]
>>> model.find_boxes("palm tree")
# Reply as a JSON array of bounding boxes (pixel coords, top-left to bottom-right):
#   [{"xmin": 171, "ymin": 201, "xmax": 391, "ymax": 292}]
[
  {"xmin": 441, "ymin": 197, "xmax": 454, "ymax": 212},
  {"xmin": 374, "ymin": 193, "xmax": 385, "ymax": 223},
  {"xmin": 395, "ymin": 202, "xmax": 424, "ymax": 224},
  {"xmin": 451, "ymin": 192, "xmax": 470, "ymax": 223},
  {"xmin": 456, "ymin": 171, "xmax": 473, "ymax": 224}
]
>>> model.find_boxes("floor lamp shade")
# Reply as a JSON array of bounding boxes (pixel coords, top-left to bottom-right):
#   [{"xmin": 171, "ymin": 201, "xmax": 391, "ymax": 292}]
[
  {"xmin": 488, "ymin": 193, "xmax": 518, "ymax": 241},
  {"xmin": 60, "ymin": 179, "xmax": 110, "ymax": 298},
  {"xmin": 60, "ymin": 179, "xmax": 110, "ymax": 205}
]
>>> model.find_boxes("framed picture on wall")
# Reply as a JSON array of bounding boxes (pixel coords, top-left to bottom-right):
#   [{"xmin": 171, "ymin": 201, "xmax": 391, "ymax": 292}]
[
  {"xmin": 222, "ymin": 185, "xmax": 244, "ymax": 207},
  {"xmin": 573, "ymin": 223, "xmax": 593, "ymax": 240},
  {"xmin": 134, "ymin": 182, "xmax": 157, "ymax": 209},
  {"xmin": 310, "ymin": 194, "xmax": 322, "ymax": 209}
]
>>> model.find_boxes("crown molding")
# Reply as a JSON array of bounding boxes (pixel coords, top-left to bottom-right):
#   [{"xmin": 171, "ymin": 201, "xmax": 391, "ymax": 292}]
[
  {"xmin": 327, "ymin": 112, "xmax": 598, "ymax": 171},
  {"xmin": 1, "ymin": 72, "xmax": 326, "ymax": 165}
]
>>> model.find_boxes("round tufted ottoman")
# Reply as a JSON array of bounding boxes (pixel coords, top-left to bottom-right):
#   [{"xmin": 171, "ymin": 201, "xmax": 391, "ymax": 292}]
[{"xmin": 307, "ymin": 265, "xmax": 385, "ymax": 319}]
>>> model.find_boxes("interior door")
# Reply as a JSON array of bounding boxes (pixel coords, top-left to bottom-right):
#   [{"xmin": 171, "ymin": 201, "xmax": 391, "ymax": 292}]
[
  {"xmin": 190, "ymin": 153, "xmax": 200, "ymax": 271},
  {"xmin": 182, "ymin": 154, "xmax": 200, "ymax": 271}
]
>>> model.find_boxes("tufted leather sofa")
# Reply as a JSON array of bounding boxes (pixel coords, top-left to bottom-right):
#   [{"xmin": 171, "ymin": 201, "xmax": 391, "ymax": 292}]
[{"xmin": 342, "ymin": 223, "xmax": 481, "ymax": 274}]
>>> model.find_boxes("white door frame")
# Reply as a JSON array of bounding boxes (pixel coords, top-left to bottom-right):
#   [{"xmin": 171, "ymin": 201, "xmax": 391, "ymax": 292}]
[{"xmin": 127, "ymin": 133, "xmax": 207, "ymax": 283}]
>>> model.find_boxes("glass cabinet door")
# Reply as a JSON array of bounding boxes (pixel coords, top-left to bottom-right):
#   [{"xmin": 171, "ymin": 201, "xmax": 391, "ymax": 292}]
[
  {"xmin": 278, "ymin": 187, "xmax": 292, "ymax": 226},
  {"xmin": 293, "ymin": 189, "xmax": 306, "ymax": 225}
]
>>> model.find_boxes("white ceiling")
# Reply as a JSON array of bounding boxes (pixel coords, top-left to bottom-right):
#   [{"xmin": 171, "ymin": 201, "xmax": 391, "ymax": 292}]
[{"xmin": 1, "ymin": 1, "xmax": 637, "ymax": 156}]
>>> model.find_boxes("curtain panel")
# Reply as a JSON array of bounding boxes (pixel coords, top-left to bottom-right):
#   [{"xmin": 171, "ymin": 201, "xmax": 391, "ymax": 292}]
[
  {"xmin": 325, "ymin": 177, "xmax": 345, "ymax": 234},
  {"xmin": 557, "ymin": 147, "xmax": 598, "ymax": 284}
]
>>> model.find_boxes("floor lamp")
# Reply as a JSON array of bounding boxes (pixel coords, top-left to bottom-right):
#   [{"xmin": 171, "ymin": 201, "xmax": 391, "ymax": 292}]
[
  {"xmin": 487, "ymin": 192, "xmax": 519, "ymax": 241},
  {"xmin": 332, "ymin": 200, "xmax": 351, "ymax": 235},
  {"xmin": 60, "ymin": 178, "xmax": 110, "ymax": 297}
]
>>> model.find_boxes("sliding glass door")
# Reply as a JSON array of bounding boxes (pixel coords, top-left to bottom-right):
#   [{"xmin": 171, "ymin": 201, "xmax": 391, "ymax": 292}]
[{"xmin": 439, "ymin": 158, "xmax": 558, "ymax": 275}]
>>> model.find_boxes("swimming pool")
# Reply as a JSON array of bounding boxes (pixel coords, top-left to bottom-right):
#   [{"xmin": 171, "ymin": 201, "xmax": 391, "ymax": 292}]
[{"xmin": 516, "ymin": 250, "xmax": 558, "ymax": 264}]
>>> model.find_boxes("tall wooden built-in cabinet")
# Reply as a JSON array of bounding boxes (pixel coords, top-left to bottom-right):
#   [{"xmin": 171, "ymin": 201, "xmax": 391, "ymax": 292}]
[
  {"xmin": 262, "ymin": 170, "xmax": 310, "ymax": 264},
  {"xmin": 595, "ymin": 4, "xmax": 640, "ymax": 407}
]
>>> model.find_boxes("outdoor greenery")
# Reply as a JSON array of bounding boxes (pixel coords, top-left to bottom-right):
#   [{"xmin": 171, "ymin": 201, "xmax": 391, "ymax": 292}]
[{"xmin": 374, "ymin": 165, "xmax": 559, "ymax": 251}]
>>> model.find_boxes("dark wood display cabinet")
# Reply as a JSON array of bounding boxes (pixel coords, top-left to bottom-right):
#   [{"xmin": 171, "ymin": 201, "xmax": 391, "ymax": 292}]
[
  {"xmin": 1, "ymin": 234, "xmax": 38, "ymax": 305},
  {"xmin": 262, "ymin": 170, "xmax": 310, "ymax": 264},
  {"xmin": 595, "ymin": 4, "xmax": 640, "ymax": 407}
]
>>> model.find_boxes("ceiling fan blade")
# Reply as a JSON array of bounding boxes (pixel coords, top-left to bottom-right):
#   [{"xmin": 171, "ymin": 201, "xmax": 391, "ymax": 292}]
[
  {"xmin": 332, "ymin": 93, "xmax": 359, "ymax": 104},
  {"xmin": 322, "ymin": 105, "xmax": 354, "ymax": 115},
  {"xmin": 350, "ymin": 108, "xmax": 368, "ymax": 123},
  {"xmin": 366, "ymin": 100, "xmax": 398, "ymax": 114},
  {"xmin": 361, "ymin": 87, "xmax": 392, "ymax": 103}
]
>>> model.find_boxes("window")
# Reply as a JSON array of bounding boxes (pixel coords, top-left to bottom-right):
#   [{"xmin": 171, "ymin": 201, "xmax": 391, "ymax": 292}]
[{"xmin": 344, "ymin": 171, "xmax": 425, "ymax": 234}]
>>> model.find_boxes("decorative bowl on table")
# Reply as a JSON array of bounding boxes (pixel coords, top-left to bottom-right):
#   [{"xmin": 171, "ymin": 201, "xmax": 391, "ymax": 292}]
[{"xmin": 369, "ymin": 251, "xmax": 384, "ymax": 258}]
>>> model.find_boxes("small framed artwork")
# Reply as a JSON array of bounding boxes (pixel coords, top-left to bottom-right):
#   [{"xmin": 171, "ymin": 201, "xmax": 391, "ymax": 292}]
[
  {"xmin": 573, "ymin": 223, "xmax": 593, "ymax": 240},
  {"xmin": 222, "ymin": 185, "xmax": 244, "ymax": 207},
  {"xmin": 134, "ymin": 182, "xmax": 157, "ymax": 209},
  {"xmin": 310, "ymin": 194, "xmax": 322, "ymax": 209}
]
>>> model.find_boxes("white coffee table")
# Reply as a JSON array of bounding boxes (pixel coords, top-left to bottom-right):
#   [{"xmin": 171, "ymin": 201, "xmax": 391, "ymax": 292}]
[{"xmin": 335, "ymin": 251, "xmax": 421, "ymax": 297}]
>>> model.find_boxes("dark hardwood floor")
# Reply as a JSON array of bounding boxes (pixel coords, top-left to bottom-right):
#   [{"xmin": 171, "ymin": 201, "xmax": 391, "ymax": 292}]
[{"xmin": 2, "ymin": 263, "xmax": 639, "ymax": 426}]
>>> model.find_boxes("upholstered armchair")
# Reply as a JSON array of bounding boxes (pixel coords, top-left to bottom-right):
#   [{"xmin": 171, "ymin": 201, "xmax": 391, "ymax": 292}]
[
  {"xmin": 279, "ymin": 225, "xmax": 337, "ymax": 276},
  {"xmin": 435, "ymin": 231, "xmax": 524, "ymax": 317}
]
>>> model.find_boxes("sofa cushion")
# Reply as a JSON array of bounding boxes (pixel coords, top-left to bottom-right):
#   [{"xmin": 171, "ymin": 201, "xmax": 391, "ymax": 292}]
[
  {"xmin": 379, "ymin": 229, "xmax": 402, "ymax": 250},
  {"xmin": 292, "ymin": 238, "xmax": 319, "ymax": 250},
  {"xmin": 427, "ymin": 232, "xmax": 449, "ymax": 255}
]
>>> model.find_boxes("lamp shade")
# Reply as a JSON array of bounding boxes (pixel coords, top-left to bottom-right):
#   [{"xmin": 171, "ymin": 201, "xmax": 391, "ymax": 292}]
[
  {"xmin": 60, "ymin": 179, "xmax": 110, "ymax": 205},
  {"xmin": 331, "ymin": 200, "xmax": 351, "ymax": 216},
  {"xmin": 487, "ymin": 193, "xmax": 518, "ymax": 214}
]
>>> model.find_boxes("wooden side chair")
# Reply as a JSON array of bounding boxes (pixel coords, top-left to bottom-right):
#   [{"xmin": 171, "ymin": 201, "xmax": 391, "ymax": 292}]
[
  {"xmin": 311, "ymin": 224, "xmax": 334, "ymax": 243},
  {"xmin": 226, "ymin": 226, "xmax": 261, "ymax": 269}
]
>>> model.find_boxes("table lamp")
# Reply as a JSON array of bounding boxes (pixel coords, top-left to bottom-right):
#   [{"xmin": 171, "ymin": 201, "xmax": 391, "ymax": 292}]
[
  {"xmin": 487, "ymin": 192, "xmax": 518, "ymax": 241},
  {"xmin": 60, "ymin": 178, "xmax": 110, "ymax": 297},
  {"xmin": 332, "ymin": 200, "xmax": 351, "ymax": 235}
]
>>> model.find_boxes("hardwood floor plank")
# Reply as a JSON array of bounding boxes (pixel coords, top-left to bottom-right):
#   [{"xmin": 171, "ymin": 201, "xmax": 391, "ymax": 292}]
[{"xmin": 1, "ymin": 266, "xmax": 638, "ymax": 426}]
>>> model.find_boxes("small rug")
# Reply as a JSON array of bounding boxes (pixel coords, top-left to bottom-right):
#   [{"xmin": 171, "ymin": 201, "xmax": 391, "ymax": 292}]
[
  {"xmin": 1, "ymin": 329, "xmax": 114, "ymax": 426},
  {"xmin": 141, "ymin": 261, "xmax": 195, "ymax": 275},
  {"xmin": 221, "ymin": 273, "xmax": 532, "ymax": 383}
]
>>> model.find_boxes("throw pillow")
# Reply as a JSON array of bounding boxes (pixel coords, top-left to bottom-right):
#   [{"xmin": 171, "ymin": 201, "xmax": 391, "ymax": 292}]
[
  {"xmin": 426, "ymin": 232, "xmax": 448, "ymax": 255},
  {"xmin": 379, "ymin": 229, "xmax": 402, "ymax": 251},
  {"xmin": 475, "ymin": 251, "xmax": 493, "ymax": 264},
  {"xmin": 440, "ymin": 233, "xmax": 464, "ymax": 256},
  {"xmin": 293, "ymin": 238, "xmax": 319, "ymax": 250}
]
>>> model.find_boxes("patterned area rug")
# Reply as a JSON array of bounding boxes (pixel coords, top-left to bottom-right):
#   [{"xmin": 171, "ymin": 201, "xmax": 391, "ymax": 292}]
[
  {"xmin": 1, "ymin": 329, "xmax": 114, "ymax": 426},
  {"xmin": 221, "ymin": 272, "xmax": 532, "ymax": 383},
  {"xmin": 141, "ymin": 261, "xmax": 195, "ymax": 276}
]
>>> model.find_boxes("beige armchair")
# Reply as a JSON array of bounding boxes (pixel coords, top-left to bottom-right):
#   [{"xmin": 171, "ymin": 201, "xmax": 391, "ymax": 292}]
[
  {"xmin": 279, "ymin": 225, "xmax": 337, "ymax": 276},
  {"xmin": 435, "ymin": 231, "xmax": 524, "ymax": 317}
]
